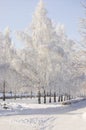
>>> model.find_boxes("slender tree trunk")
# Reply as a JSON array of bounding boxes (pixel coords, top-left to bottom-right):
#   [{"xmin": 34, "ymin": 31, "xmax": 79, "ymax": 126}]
[
  {"xmin": 38, "ymin": 90, "xmax": 41, "ymax": 104},
  {"xmin": 14, "ymin": 90, "xmax": 16, "ymax": 100},
  {"xmin": 54, "ymin": 92, "xmax": 56, "ymax": 102},
  {"xmin": 49, "ymin": 90, "xmax": 51, "ymax": 103},
  {"xmin": 61, "ymin": 95, "xmax": 63, "ymax": 102},
  {"xmin": 44, "ymin": 89, "xmax": 46, "ymax": 104}
]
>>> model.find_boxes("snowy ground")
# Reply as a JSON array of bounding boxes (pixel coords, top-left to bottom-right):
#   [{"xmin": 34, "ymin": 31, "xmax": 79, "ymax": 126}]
[{"xmin": 0, "ymin": 98, "xmax": 86, "ymax": 130}]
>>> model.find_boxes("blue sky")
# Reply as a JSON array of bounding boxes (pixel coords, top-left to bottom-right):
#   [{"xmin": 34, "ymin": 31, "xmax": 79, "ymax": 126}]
[{"xmin": 0, "ymin": 0, "xmax": 85, "ymax": 43}]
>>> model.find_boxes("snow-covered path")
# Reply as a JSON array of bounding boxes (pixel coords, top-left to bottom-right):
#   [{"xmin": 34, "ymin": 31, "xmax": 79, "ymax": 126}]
[
  {"xmin": 0, "ymin": 98, "xmax": 86, "ymax": 130},
  {"xmin": 0, "ymin": 115, "xmax": 55, "ymax": 130}
]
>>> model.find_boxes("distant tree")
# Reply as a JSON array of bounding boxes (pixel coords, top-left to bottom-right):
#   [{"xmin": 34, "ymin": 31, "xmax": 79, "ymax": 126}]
[{"xmin": 79, "ymin": 1, "xmax": 86, "ymax": 48}]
